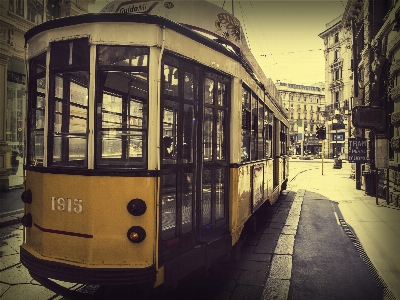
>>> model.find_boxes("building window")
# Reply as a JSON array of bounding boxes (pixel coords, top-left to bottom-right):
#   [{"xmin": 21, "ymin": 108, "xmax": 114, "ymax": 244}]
[
  {"xmin": 9, "ymin": 0, "xmax": 24, "ymax": 17},
  {"xmin": 28, "ymin": 0, "xmax": 44, "ymax": 24},
  {"xmin": 334, "ymin": 32, "xmax": 339, "ymax": 43},
  {"xmin": 334, "ymin": 49, "xmax": 340, "ymax": 61}
]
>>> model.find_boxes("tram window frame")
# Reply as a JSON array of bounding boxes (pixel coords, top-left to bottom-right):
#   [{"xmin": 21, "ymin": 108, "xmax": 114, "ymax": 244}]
[
  {"xmin": 250, "ymin": 93, "xmax": 258, "ymax": 160},
  {"xmin": 95, "ymin": 45, "xmax": 149, "ymax": 169},
  {"xmin": 264, "ymin": 109, "xmax": 273, "ymax": 158},
  {"xmin": 241, "ymin": 86, "xmax": 251, "ymax": 162},
  {"xmin": 257, "ymin": 103, "xmax": 264, "ymax": 160},
  {"xmin": 280, "ymin": 124, "xmax": 288, "ymax": 156},
  {"xmin": 27, "ymin": 52, "xmax": 47, "ymax": 166},
  {"xmin": 48, "ymin": 38, "xmax": 90, "ymax": 168},
  {"xmin": 201, "ymin": 71, "xmax": 230, "ymax": 239}
]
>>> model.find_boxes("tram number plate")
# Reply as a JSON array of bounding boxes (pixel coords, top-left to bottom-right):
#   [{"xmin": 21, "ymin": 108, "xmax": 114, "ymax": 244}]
[{"xmin": 51, "ymin": 197, "xmax": 83, "ymax": 213}]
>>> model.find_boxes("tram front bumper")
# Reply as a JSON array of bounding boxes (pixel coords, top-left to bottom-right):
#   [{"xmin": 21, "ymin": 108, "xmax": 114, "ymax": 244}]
[{"xmin": 20, "ymin": 246, "xmax": 156, "ymax": 286}]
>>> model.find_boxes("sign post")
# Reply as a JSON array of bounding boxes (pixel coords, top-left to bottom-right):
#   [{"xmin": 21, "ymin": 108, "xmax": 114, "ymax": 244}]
[{"xmin": 322, "ymin": 139, "xmax": 324, "ymax": 175}]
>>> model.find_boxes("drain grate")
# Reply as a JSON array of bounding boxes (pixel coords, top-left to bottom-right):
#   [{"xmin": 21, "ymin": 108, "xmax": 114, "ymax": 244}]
[{"xmin": 338, "ymin": 218, "xmax": 396, "ymax": 300}]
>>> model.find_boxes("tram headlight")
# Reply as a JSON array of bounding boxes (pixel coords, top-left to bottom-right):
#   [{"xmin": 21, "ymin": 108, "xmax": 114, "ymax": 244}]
[
  {"xmin": 127, "ymin": 199, "xmax": 147, "ymax": 216},
  {"xmin": 127, "ymin": 226, "xmax": 146, "ymax": 243},
  {"xmin": 21, "ymin": 189, "xmax": 32, "ymax": 204},
  {"xmin": 21, "ymin": 213, "xmax": 32, "ymax": 228}
]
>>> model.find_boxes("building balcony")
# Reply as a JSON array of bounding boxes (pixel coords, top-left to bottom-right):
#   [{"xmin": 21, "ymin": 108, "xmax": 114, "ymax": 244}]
[
  {"xmin": 330, "ymin": 58, "xmax": 343, "ymax": 70},
  {"xmin": 329, "ymin": 79, "xmax": 344, "ymax": 91}
]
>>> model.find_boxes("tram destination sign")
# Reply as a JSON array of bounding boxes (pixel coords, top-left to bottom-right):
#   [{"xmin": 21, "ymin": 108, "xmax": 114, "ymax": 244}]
[{"xmin": 348, "ymin": 138, "xmax": 367, "ymax": 163}]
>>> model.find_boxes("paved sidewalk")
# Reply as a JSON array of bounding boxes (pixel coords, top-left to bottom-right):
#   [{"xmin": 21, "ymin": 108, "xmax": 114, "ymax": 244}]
[
  {"xmin": 286, "ymin": 163, "xmax": 400, "ymax": 300},
  {"xmin": 0, "ymin": 188, "xmax": 24, "ymax": 228}
]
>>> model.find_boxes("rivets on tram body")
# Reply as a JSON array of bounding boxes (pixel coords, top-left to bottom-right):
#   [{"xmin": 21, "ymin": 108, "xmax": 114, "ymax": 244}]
[
  {"xmin": 127, "ymin": 226, "xmax": 146, "ymax": 243},
  {"xmin": 21, "ymin": 189, "xmax": 32, "ymax": 204},
  {"xmin": 127, "ymin": 199, "xmax": 147, "ymax": 216},
  {"xmin": 21, "ymin": 213, "xmax": 33, "ymax": 228}
]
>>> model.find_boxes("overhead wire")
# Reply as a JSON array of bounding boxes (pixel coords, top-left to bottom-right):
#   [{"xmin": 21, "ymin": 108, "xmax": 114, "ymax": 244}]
[{"xmin": 237, "ymin": 1, "xmax": 278, "ymax": 77}]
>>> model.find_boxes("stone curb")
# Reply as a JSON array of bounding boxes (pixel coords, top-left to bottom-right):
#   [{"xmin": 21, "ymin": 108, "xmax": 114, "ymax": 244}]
[{"xmin": 0, "ymin": 212, "xmax": 23, "ymax": 228}]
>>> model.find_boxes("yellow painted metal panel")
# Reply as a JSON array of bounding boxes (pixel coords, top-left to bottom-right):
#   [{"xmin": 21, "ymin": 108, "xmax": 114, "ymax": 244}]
[{"xmin": 24, "ymin": 171, "xmax": 157, "ymax": 267}]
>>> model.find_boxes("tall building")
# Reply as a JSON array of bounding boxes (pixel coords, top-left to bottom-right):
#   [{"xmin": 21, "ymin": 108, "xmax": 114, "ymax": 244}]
[
  {"xmin": 320, "ymin": 0, "xmax": 399, "ymax": 204},
  {"xmin": 276, "ymin": 81, "xmax": 326, "ymax": 157},
  {"xmin": 319, "ymin": 14, "xmax": 353, "ymax": 159},
  {"xmin": 0, "ymin": 0, "xmax": 94, "ymax": 190}
]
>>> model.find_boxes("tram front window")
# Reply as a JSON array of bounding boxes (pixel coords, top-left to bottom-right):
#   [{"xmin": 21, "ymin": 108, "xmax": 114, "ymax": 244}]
[
  {"xmin": 96, "ymin": 46, "xmax": 148, "ymax": 169},
  {"xmin": 27, "ymin": 53, "xmax": 46, "ymax": 166},
  {"xmin": 49, "ymin": 39, "xmax": 90, "ymax": 168}
]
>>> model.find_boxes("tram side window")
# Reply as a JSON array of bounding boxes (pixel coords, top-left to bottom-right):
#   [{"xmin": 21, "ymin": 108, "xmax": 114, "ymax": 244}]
[
  {"xmin": 280, "ymin": 124, "xmax": 288, "ymax": 155},
  {"xmin": 203, "ymin": 78, "xmax": 214, "ymax": 161},
  {"xmin": 96, "ymin": 46, "xmax": 149, "ymax": 169},
  {"xmin": 163, "ymin": 64, "xmax": 179, "ymax": 163},
  {"xmin": 251, "ymin": 93, "xmax": 258, "ymax": 160},
  {"xmin": 27, "ymin": 53, "xmax": 46, "ymax": 166},
  {"xmin": 49, "ymin": 39, "xmax": 90, "ymax": 168},
  {"xmin": 264, "ymin": 110, "xmax": 273, "ymax": 158},
  {"xmin": 241, "ymin": 87, "xmax": 250, "ymax": 161},
  {"xmin": 204, "ymin": 76, "xmax": 227, "ymax": 162},
  {"xmin": 258, "ymin": 104, "xmax": 264, "ymax": 160}
]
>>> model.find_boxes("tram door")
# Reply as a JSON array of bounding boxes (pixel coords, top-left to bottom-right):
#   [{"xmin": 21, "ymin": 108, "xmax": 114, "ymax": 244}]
[{"xmin": 159, "ymin": 55, "xmax": 229, "ymax": 263}]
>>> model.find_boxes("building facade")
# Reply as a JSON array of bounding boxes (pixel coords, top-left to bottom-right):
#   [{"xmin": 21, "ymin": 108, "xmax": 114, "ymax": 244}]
[
  {"xmin": 319, "ymin": 14, "xmax": 354, "ymax": 159},
  {"xmin": 276, "ymin": 82, "xmax": 326, "ymax": 157},
  {"xmin": 320, "ymin": 0, "xmax": 399, "ymax": 204},
  {"xmin": 0, "ymin": 0, "xmax": 94, "ymax": 190}
]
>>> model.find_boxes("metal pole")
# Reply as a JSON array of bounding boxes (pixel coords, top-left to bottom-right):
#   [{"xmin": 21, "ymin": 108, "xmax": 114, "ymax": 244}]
[
  {"xmin": 351, "ymin": 19, "xmax": 362, "ymax": 190},
  {"xmin": 336, "ymin": 127, "xmax": 338, "ymax": 158},
  {"xmin": 375, "ymin": 168, "xmax": 379, "ymax": 205},
  {"xmin": 322, "ymin": 139, "xmax": 324, "ymax": 175}
]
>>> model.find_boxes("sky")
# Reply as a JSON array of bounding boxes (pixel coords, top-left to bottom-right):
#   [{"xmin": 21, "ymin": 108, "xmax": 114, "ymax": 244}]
[{"xmin": 89, "ymin": 1, "xmax": 346, "ymax": 86}]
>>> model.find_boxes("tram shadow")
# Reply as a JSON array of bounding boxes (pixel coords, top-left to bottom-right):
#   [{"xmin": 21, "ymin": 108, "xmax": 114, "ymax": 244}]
[{"xmin": 146, "ymin": 190, "xmax": 295, "ymax": 300}]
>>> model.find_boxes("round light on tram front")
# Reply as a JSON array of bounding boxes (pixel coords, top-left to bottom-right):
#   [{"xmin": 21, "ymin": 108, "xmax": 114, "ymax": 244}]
[
  {"xmin": 21, "ymin": 189, "xmax": 32, "ymax": 204},
  {"xmin": 21, "ymin": 213, "xmax": 32, "ymax": 228},
  {"xmin": 127, "ymin": 199, "xmax": 147, "ymax": 216},
  {"xmin": 127, "ymin": 226, "xmax": 146, "ymax": 243}
]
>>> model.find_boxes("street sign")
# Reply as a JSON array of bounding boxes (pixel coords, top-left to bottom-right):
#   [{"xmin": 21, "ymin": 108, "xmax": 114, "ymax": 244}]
[
  {"xmin": 352, "ymin": 106, "xmax": 387, "ymax": 132},
  {"xmin": 348, "ymin": 138, "xmax": 367, "ymax": 163}
]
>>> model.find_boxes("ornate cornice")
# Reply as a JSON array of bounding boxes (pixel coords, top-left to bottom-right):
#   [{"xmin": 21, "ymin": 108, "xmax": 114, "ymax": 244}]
[
  {"xmin": 392, "ymin": 110, "xmax": 400, "ymax": 124},
  {"xmin": 390, "ymin": 59, "xmax": 400, "ymax": 76},
  {"xmin": 391, "ymin": 137, "xmax": 400, "ymax": 151},
  {"xmin": 390, "ymin": 85, "xmax": 400, "ymax": 102},
  {"xmin": 387, "ymin": 30, "xmax": 400, "ymax": 57}
]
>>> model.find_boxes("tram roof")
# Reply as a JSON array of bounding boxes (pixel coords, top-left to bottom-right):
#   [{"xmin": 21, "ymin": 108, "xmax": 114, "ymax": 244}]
[{"xmin": 24, "ymin": 13, "xmax": 288, "ymax": 122}]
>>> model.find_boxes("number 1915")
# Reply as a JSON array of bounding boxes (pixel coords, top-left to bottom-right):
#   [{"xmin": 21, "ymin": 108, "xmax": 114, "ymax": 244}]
[{"xmin": 51, "ymin": 197, "xmax": 83, "ymax": 213}]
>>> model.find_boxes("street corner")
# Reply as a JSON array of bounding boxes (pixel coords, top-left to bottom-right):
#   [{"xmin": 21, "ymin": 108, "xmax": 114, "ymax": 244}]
[
  {"xmin": 0, "ymin": 228, "xmax": 24, "ymax": 256},
  {"xmin": 0, "ymin": 263, "xmax": 33, "ymax": 285}
]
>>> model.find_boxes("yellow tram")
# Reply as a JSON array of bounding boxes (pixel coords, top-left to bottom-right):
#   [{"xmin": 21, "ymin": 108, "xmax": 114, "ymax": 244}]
[{"xmin": 20, "ymin": 0, "xmax": 289, "ymax": 296}]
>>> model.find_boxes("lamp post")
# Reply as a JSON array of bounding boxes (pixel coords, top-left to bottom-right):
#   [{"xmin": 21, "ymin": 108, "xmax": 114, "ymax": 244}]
[{"xmin": 324, "ymin": 106, "xmax": 349, "ymax": 168}]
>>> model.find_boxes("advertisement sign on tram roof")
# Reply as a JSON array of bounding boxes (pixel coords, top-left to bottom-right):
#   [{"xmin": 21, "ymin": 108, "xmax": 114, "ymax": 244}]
[
  {"xmin": 100, "ymin": 0, "xmax": 243, "ymax": 51},
  {"xmin": 99, "ymin": 0, "xmax": 285, "ymax": 118}
]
